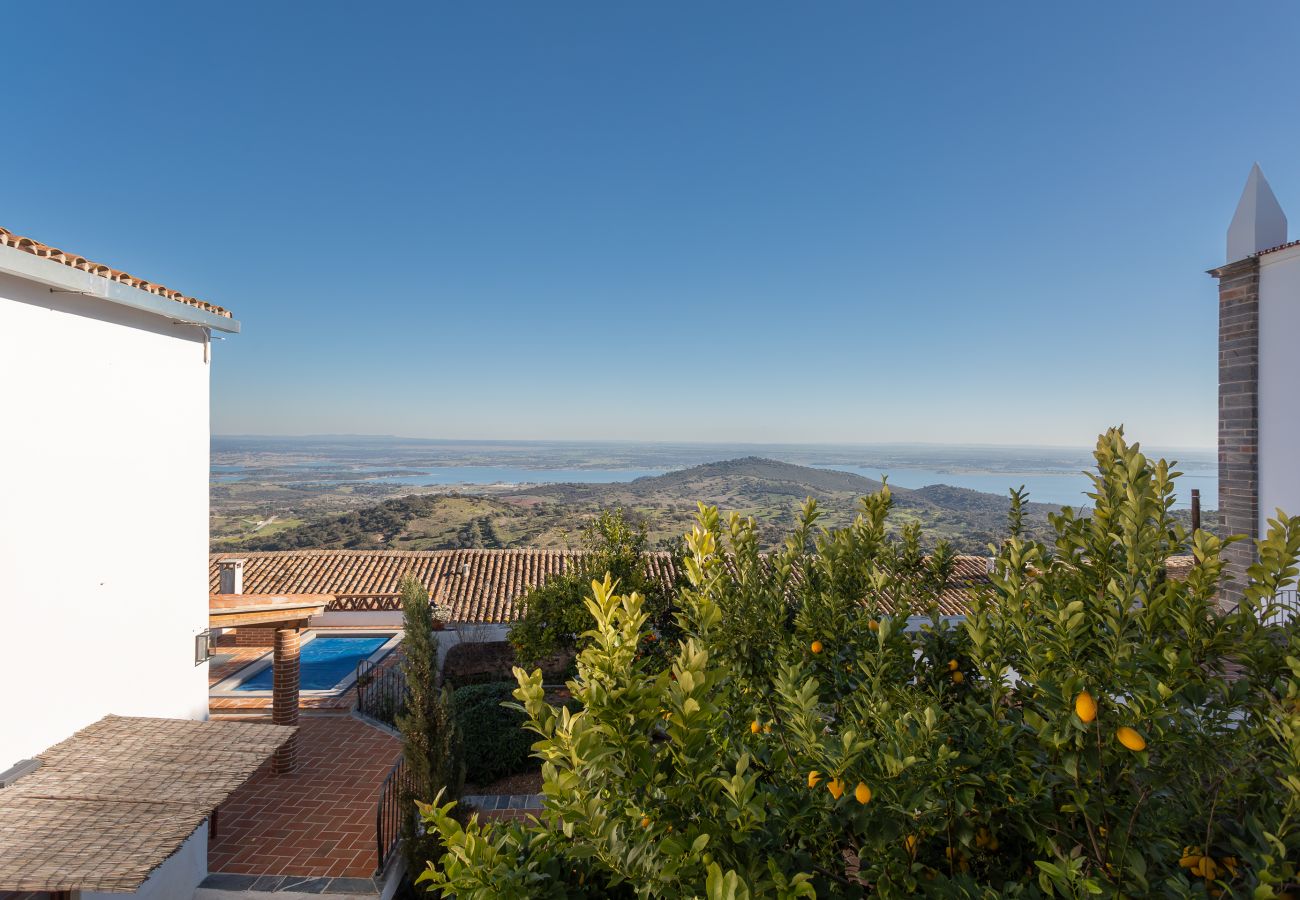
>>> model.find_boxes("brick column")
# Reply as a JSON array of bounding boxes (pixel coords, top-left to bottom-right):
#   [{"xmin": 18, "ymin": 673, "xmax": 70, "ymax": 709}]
[
  {"xmin": 1212, "ymin": 256, "xmax": 1261, "ymax": 605},
  {"xmin": 271, "ymin": 626, "xmax": 300, "ymax": 774}
]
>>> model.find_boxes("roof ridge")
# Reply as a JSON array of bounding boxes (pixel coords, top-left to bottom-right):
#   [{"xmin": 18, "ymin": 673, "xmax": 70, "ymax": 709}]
[{"xmin": 0, "ymin": 225, "xmax": 231, "ymax": 318}]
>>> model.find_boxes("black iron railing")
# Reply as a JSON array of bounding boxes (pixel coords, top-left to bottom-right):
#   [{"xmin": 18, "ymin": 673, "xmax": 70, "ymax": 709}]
[
  {"xmin": 375, "ymin": 756, "xmax": 414, "ymax": 875},
  {"xmin": 356, "ymin": 658, "xmax": 408, "ymax": 727}
]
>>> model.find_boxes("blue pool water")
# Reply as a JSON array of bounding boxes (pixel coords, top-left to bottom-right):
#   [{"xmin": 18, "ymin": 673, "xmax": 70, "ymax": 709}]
[{"xmin": 234, "ymin": 636, "xmax": 389, "ymax": 692}]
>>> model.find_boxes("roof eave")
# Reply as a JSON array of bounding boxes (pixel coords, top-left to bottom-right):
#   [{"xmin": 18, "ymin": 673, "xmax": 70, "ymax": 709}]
[{"xmin": 0, "ymin": 242, "xmax": 240, "ymax": 334}]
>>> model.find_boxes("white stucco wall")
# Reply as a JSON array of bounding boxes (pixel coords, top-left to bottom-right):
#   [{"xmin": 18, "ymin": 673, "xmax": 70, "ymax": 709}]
[
  {"xmin": 1258, "ymin": 245, "xmax": 1300, "ymax": 538},
  {"xmin": 82, "ymin": 821, "xmax": 209, "ymax": 900},
  {"xmin": 312, "ymin": 609, "xmax": 407, "ymax": 628},
  {"xmin": 0, "ymin": 271, "xmax": 213, "ymax": 768}
]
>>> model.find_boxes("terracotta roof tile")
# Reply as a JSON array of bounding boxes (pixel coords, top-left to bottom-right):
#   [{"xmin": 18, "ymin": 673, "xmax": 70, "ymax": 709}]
[
  {"xmin": 0, "ymin": 225, "xmax": 231, "ymax": 318},
  {"xmin": 210, "ymin": 549, "xmax": 993, "ymax": 622},
  {"xmin": 1165, "ymin": 554, "xmax": 1195, "ymax": 581},
  {"xmin": 1255, "ymin": 238, "xmax": 1300, "ymax": 258}
]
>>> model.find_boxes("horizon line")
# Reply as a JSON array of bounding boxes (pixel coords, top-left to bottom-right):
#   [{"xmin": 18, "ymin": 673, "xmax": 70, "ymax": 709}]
[{"xmin": 211, "ymin": 433, "xmax": 1218, "ymax": 453}]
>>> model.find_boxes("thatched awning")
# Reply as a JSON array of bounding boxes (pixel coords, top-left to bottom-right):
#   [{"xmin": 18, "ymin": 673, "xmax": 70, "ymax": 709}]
[{"xmin": 0, "ymin": 714, "xmax": 294, "ymax": 893}]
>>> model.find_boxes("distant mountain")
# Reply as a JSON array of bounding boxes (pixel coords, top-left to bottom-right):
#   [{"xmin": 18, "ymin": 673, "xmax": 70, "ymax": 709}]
[
  {"xmin": 514, "ymin": 457, "xmax": 888, "ymax": 504},
  {"xmin": 218, "ymin": 456, "xmax": 1073, "ymax": 554}
]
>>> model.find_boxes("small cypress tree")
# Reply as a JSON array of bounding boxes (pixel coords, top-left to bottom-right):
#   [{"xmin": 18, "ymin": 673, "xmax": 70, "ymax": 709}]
[{"xmin": 395, "ymin": 574, "xmax": 464, "ymax": 877}]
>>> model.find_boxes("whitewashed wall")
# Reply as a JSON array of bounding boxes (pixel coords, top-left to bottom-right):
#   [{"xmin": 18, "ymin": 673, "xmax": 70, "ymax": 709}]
[
  {"xmin": 1258, "ymin": 245, "xmax": 1300, "ymax": 539},
  {"xmin": 0, "ymin": 271, "xmax": 212, "ymax": 768},
  {"xmin": 83, "ymin": 821, "xmax": 209, "ymax": 900}
]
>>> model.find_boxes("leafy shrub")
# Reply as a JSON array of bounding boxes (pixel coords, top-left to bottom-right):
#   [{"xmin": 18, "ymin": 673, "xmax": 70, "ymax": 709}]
[
  {"xmin": 418, "ymin": 430, "xmax": 1300, "ymax": 898},
  {"xmin": 454, "ymin": 681, "xmax": 535, "ymax": 786},
  {"xmin": 508, "ymin": 508, "xmax": 686, "ymax": 673}
]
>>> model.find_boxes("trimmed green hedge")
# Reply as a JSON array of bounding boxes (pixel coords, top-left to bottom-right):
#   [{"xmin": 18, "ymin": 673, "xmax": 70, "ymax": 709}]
[{"xmin": 452, "ymin": 681, "xmax": 534, "ymax": 786}]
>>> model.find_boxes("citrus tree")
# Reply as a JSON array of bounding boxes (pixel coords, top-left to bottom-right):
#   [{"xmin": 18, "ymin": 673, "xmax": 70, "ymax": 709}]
[{"xmin": 418, "ymin": 430, "xmax": 1300, "ymax": 898}]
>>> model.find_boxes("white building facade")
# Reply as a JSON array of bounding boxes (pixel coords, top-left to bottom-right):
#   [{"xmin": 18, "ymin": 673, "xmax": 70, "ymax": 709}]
[
  {"xmin": 1212, "ymin": 166, "xmax": 1300, "ymax": 600},
  {"xmin": 0, "ymin": 235, "xmax": 238, "ymax": 769},
  {"xmin": 0, "ymin": 229, "xmax": 244, "ymax": 900}
]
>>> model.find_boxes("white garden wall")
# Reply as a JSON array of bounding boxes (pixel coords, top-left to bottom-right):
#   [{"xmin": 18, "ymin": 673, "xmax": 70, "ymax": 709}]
[{"xmin": 0, "ymin": 270, "xmax": 213, "ymax": 768}]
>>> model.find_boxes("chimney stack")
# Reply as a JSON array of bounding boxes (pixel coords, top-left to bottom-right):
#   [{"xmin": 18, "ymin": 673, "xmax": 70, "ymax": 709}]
[{"xmin": 217, "ymin": 558, "xmax": 245, "ymax": 595}]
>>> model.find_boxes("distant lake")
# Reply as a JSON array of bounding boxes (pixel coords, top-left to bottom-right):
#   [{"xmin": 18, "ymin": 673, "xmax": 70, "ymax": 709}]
[
  {"xmin": 213, "ymin": 465, "xmax": 669, "ymax": 486},
  {"xmin": 335, "ymin": 465, "xmax": 672, "ymax": 486},
  {"xmin": 816, "ymin": 465, "xmax": 1216, "ymax": 510}
]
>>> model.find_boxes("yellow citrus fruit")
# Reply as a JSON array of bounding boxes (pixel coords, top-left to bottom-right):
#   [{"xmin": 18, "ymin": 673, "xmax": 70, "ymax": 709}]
[
  {"xmin": 1116, "ymin": 726, "xmax": 1146, "ymax": 751},
  {"xmin": 827, "ymin": 778, "xmax": 845, "ymax": 800},
  {"xmin": 640, "ymin": 815, "xmax": 650, "ymax": 829},
  {"xmin": 1075, "ymin": 691, "xmax": 1097, "ymax": 723},
  {"xmin": 951, "ymin": 671, "xmax": 965, "ymax": 684},
  {"xmin": 868, "ymin": 619, "xmax": 879, "ymax": 631},
  {"xmin": 810, "ymin": 640, "xmax": 824, "ymax": 654},
  {"xmin": 947, "ymin": 659, "xmax": 958, "ymax": 671},
  {"xmin": 750, "ymin": 720, "xmax": 761, "ymax": 734},
  {"xmin": 854, "ymin": 782, "xmax": 872, "ymax": 804},
  {"xmin": 975, "ymin": 827, "xmax": 999, "ymax": 851},
  {"xmin": 904, "ymin": 834, "xmax": 918, "ymax": 854},
  {"xmin": 807, "ymin": 770, "xmax": 822, "ymax": 788}
]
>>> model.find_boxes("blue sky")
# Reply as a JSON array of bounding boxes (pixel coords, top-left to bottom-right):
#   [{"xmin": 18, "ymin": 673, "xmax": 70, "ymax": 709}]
[{"xmin": 5, "ymin": 2, "xmax": 1298, "ymax": 448}]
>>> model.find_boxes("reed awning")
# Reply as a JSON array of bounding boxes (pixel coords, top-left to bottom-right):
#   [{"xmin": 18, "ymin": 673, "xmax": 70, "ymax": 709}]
[{"xmin": 0, "ymin": 714, "xmax": 294, "ymax": 893}]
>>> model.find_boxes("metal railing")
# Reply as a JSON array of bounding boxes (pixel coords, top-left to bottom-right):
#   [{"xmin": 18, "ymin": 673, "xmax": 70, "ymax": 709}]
[
  {"xmin": 1257, "ymin": 589, "xmax": 1300, "ymax": 627},
  {"xmin": 1223, "ymin": 589, "xmax": 1300, "ymax": 626},
  {"xmin": 375, "ymin": 756, "xmax": 414, "ymax": 875},
  {"xmin": 356, "ymin": 658, "xmax": 408, "ymax": 727}
]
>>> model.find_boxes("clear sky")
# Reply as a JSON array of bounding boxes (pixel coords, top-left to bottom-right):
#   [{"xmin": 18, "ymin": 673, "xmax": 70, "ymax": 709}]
[{"xmin": 5, "ymin": 2, "xmax": 1299, "ymax": 448}]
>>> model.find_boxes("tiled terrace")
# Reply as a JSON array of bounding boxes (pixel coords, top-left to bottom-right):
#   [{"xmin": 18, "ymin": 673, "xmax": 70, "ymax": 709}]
[{"xmin": 208, "ymin": 716, "xmax": 401, "ymax": 879}]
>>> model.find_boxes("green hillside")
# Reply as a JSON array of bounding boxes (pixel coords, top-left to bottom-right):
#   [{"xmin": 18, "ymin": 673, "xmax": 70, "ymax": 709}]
[{"xmin": 214, "ymin": 457, "xmax": 1082, "ymax": 554}]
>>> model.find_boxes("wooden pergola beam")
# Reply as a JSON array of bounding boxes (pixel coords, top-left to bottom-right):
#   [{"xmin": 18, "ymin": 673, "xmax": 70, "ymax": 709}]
[{"xmin": 207, "ymin": 594, "xmax": 330, "ymax": 629}]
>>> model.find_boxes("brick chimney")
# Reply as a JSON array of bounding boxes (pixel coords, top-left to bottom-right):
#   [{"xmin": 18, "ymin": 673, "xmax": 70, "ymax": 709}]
[{"xmin": 217, "ymin": 558, "xmax": 245, "ymax": 595}]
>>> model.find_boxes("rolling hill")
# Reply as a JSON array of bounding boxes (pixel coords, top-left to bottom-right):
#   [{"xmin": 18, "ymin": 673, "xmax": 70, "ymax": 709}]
[{"xmin": 215, "ymin": 457, "xmax": 1074, "ymax": 554}]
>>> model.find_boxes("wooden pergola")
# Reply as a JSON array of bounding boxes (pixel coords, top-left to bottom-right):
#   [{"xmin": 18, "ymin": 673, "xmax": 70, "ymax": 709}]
[{"xmin": 208, "ymin": 594, "xmax": 330, "ymax": 774}]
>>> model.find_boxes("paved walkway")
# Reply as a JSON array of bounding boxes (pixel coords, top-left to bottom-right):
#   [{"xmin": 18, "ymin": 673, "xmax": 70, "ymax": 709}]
[
  {"xmin": 462, "ymin": 792, "xmax": 544, "ymax": 822},
  {"xmin": 208, "ymin": 716, "xmax": 401, "ymax": 878}
]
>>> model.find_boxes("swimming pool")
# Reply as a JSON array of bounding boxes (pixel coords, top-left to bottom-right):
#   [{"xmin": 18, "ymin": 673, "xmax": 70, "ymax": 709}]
[
  {"xmin": 235, "ymin": 636, "xmax": 387, "ymax": 692},
  {"xmin": 210, "ymin": 630, "xmax": 402, "ymax": 696}
]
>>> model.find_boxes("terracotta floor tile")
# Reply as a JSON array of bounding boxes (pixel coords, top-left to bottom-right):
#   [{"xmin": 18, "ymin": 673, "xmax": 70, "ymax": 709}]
[{"xmin": 208, "ymin": 715, "xmax": 400, "ymax": 878}]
